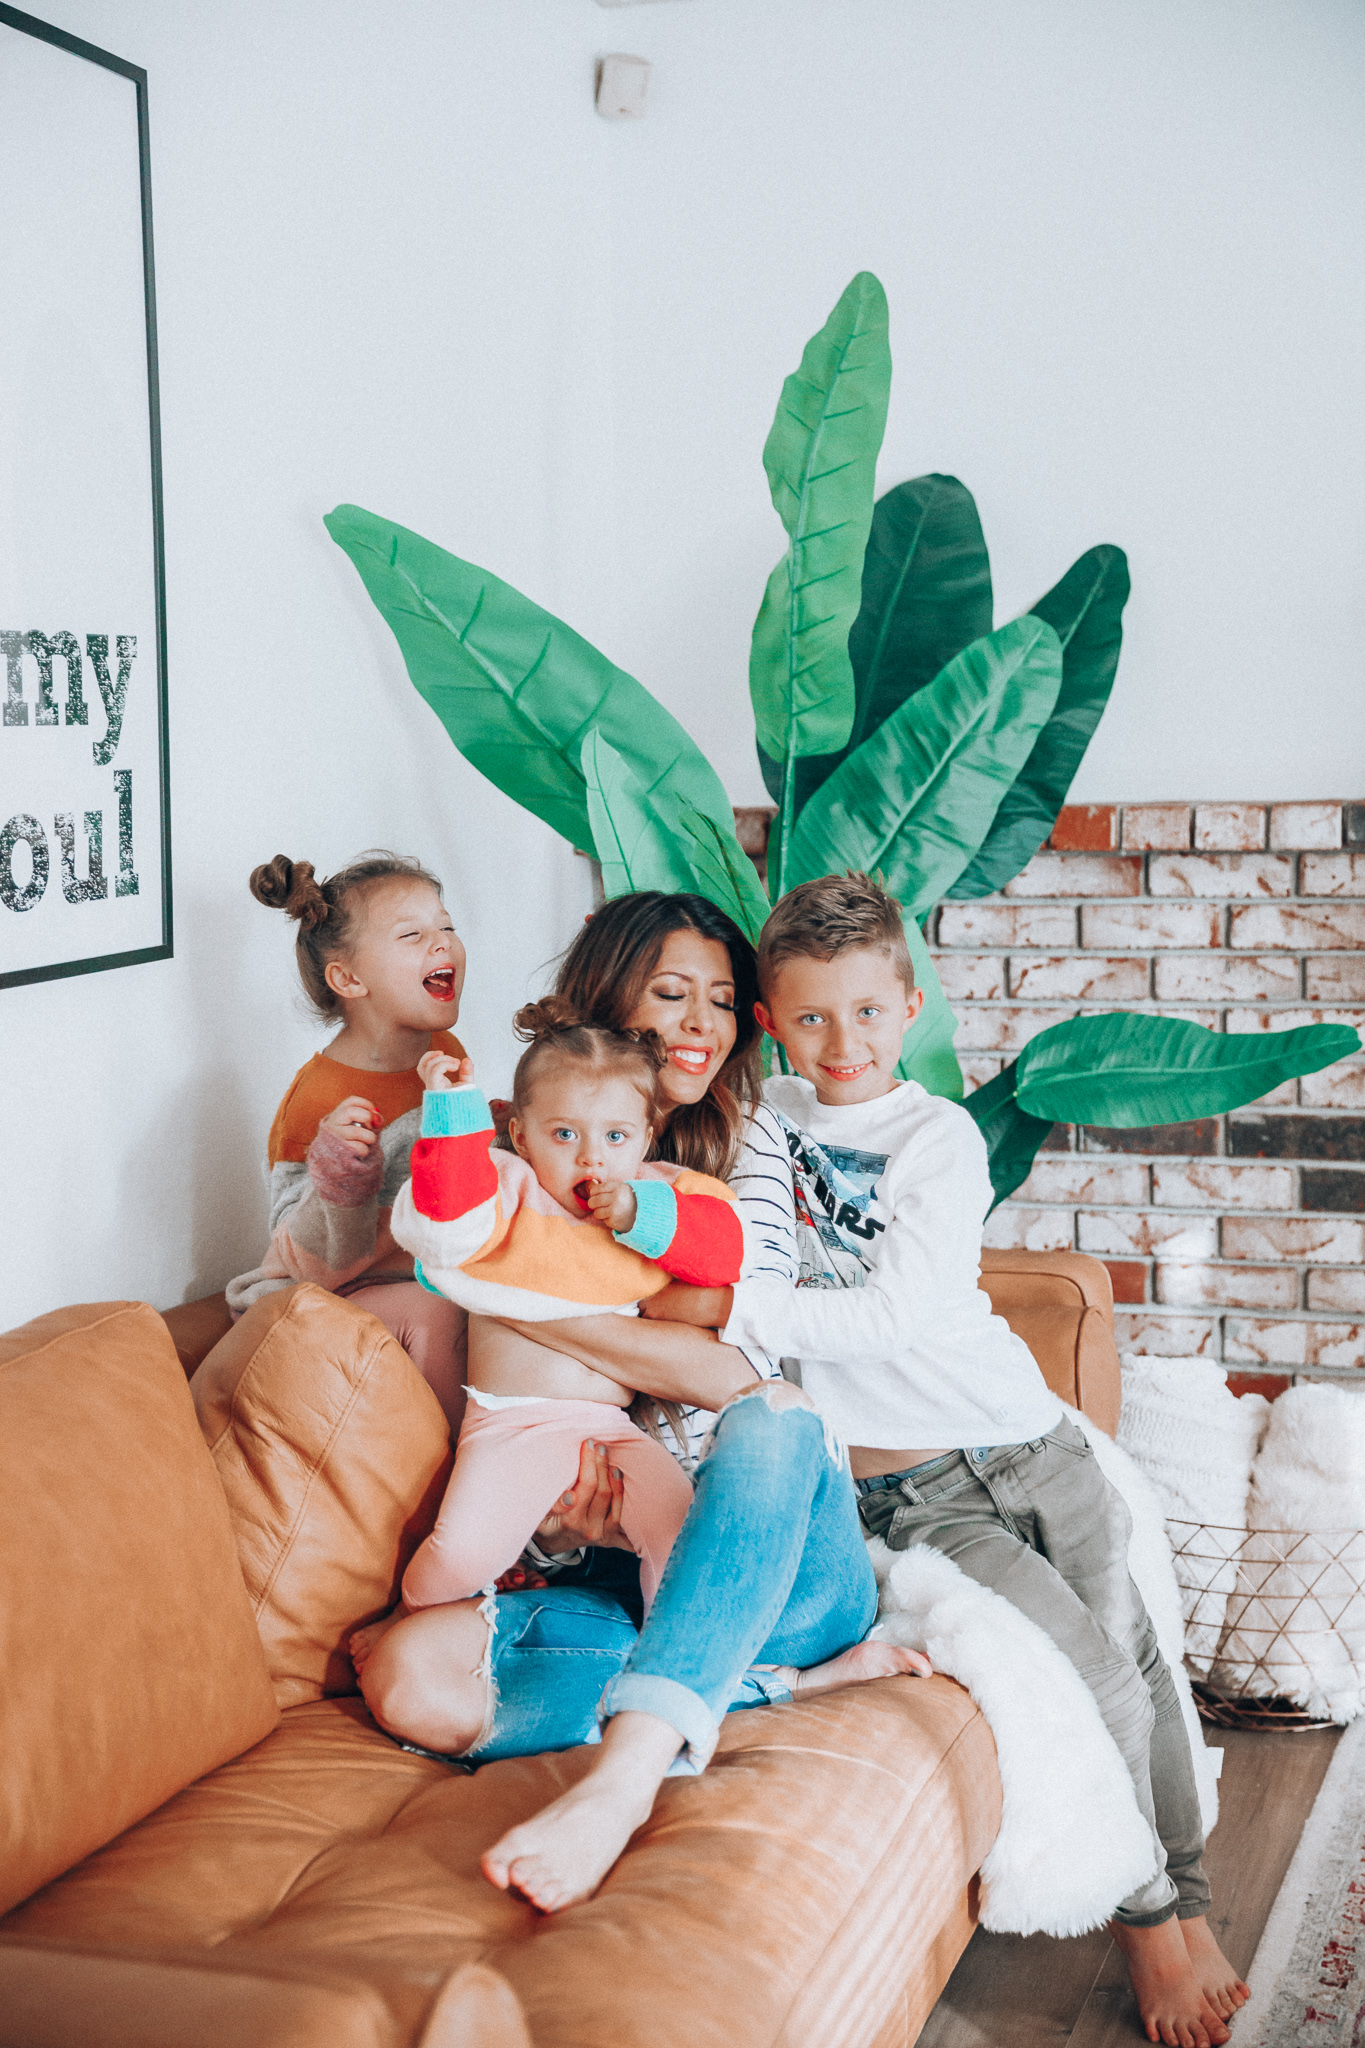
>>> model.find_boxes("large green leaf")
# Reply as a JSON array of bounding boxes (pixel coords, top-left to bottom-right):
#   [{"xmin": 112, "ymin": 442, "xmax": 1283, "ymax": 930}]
[
  {"xmin": 325, "ymin": 503, "xmax": 737, "ymax": 854},
  {"xmin": 580, "ymin": 729, "xmax": 695, "ymax": 901},
  {"xmin": 672, "ymin": 798, "xmax": 771, "ymax": 945},
  {"xmin": 786, "ymin": 616, "xmax": 1063, "ymax": 921},
  {"xmin": 947, "ymin": 545, "xmax": 1129, "ymax": 900},
  {"xmin": 895, "ymin": 913, "xmax": 964, "ymax": 1101},
  {"xmin": 961, "ymin": 1062, "xmax": 1054, "ymax": 1209},
  {"xmin": 750, "ymin": 272, "xmax": 891, "ymax": 897},
  {"xmin": 579, "ymin": 732, "xmax": 770, "ymax": 943},
  {"xmin": 759, "ymin": 473, "xmax": 995, "ymax": 812},
  {"xmin": 1015, "ymin": 1014, "xmax": 1361, "ymax": 1127}
]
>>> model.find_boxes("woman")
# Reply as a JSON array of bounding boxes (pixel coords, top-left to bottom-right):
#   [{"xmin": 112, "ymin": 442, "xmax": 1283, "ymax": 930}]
[{"xmin": 356, "ymin": 892, "xmax": 927, "ymax": 1911}]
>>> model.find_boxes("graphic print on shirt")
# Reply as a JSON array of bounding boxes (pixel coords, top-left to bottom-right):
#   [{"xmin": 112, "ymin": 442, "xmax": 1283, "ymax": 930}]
[{"xmin": 774, "ymin": 1109, "xmax": 889, "ymax": 1291}]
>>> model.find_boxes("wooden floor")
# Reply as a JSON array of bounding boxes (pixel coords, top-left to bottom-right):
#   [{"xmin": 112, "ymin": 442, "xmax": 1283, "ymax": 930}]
[{"xmin": 917, "ymin": 1720, "xmax": 1341, "ymax": 2048}]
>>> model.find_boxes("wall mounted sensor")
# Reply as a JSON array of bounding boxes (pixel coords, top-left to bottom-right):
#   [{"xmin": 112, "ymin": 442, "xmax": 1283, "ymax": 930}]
[{"xmin": 595, "ymin": 54, "xmax": 650, "ymax": 119}]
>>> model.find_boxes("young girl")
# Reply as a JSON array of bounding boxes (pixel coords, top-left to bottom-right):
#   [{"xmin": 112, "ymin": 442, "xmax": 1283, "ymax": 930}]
[
  {"xmin": 388, "ymin": 1002, "xmax": 747, "ymax": 1611},
  {"xmin": 227, "ymin": 850, "xmax": 470, "ymax": 1429}
]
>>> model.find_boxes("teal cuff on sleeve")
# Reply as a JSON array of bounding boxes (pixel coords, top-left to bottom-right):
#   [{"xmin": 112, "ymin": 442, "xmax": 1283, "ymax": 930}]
[
  {"xmin": 413, "ymin": 1259, "xmax": 442, "ymax": 1296},
  {"xmin": 614, "ymin": 1177, "xmax": 677, "ymax": 1260},
  {"xmin": 421, "ymin": 1084, "xmax": 493, "ymax": 1139}
]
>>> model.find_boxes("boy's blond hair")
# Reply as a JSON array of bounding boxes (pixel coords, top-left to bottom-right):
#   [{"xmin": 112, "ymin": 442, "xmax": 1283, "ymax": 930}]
[{"xmin": 758, "ymin": 872, "xmax": 916, "ymax": 998}]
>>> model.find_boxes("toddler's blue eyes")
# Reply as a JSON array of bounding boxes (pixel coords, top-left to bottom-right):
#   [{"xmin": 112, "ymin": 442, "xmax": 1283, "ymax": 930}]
[{"xmin": 553, "ymin": 1128, "xmax": 575, "ymax": 1141}]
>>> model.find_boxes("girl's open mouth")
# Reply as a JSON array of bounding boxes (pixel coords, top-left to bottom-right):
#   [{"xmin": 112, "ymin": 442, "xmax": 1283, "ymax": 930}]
[
  {"xmin": 668, "ymin": 1047, "xmax": 712, "ymax": 1074},
  {"xmin": 424, "ymin": 968, "xmax": 457, "ymax": 1000}
]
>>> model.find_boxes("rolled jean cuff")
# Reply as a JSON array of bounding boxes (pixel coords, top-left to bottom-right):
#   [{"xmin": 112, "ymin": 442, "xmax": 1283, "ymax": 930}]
[
  {"xmin": 1114, "ymin": 1899, "xmax": 1180, "ymax": 1929},
  {"xmin": 1113, "ymin": 1881, "xmax": 1180, "ymax": 1930},
  {"xmin": 599, "ymin": 1671, "xmax": 719, "ymax": 1774}
]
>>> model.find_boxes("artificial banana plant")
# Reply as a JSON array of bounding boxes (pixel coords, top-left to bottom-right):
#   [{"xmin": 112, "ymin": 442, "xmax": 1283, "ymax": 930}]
[{"xmin": 326, "ymin": 272, "xmax": 1358, "ymax": 1207}]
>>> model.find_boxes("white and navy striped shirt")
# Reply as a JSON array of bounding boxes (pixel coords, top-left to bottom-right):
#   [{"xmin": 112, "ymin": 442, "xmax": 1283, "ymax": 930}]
[{"xmin": 669, "ymin": 1100, "xmax": 798, "ymax": 1465}]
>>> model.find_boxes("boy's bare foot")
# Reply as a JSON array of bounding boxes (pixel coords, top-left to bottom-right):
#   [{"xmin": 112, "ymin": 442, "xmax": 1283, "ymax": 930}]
[
  {"xmin": 1110, "ymin": 1916, "xmax": 1232, "ymax": 2047},
  {"xmin": 1180, "ymin": 1917, "xmax": 1250, "ymax": 2024},
  {"xmin": 765, "ymin": 1638, "xmax": 933, "ymax": 1698},
  {"xmin": 350, "ymin": 1603, "xmax": 409, "ymax": 1675},
  {"xmin": 481, "ymin": 1711, "xmax": 683, "ymax": 1913}
]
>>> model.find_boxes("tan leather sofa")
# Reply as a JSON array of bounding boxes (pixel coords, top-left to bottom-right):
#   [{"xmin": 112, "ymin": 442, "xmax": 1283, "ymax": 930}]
[{"xmin": 0, "ymin": 1251, "xmax": 1120, "ymax": 2048}]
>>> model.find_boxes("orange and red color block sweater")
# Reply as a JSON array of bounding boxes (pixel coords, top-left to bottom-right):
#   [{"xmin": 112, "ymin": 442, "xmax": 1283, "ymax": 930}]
[{"xmin": 390, "ymin": 1084, "xmax": 747, "ymax": 1320}]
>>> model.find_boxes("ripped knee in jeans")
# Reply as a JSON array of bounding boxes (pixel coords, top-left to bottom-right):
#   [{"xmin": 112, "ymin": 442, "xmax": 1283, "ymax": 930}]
[
  {"xmin": 460, "ymin": 1587, "xmax": 501, "ymax": 1758},
  {"xmin": 719, "ymin": 1379, "xmax": 815, "ymax": 1417},
  {"xmin": 707, "ymin": 1378, "xmax": 845, "ymax": 1468}
]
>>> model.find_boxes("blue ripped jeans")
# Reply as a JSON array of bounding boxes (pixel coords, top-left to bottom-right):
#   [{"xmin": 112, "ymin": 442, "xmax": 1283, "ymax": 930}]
[{"xmin": 467, "ymin": 1390, "xmax": 878, "ymax": 1772}]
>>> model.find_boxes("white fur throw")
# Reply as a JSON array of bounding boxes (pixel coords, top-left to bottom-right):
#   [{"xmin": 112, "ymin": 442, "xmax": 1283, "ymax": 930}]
[
  {"xmin": 1117, "ymin": 1356, "xmax": 1269, "ymax": 1675},
  {"xmin": 870, "ymin": 1408, "xmax": 1220, "ymax": 1937},
  {"xmin": 1210, "ymin": 1384, "xmax": 1365, "ymax": 1723}
]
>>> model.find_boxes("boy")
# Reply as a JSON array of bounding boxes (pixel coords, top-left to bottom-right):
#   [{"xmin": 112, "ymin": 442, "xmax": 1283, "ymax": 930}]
[{"xmin": 721, "ymin": 872, "xmax": 1245, "ymax": 2048}]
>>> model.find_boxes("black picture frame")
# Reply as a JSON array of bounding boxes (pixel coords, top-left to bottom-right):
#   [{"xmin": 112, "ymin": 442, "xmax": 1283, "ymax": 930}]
[{"xmin": 0, "ymin": 3, "xmax": 171, "ymax": 991}]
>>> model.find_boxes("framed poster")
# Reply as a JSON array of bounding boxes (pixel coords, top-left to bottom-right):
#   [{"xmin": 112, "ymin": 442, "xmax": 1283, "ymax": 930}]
[{"xmin": 0, "ymin": 5, "xmax": 170, "ymax": 990}]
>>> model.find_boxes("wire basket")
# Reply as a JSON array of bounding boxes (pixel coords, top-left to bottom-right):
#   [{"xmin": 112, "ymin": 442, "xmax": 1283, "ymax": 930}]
[{"xmin": 1165, "ymin": 1518, "xmax": 1365, "ymax": 1733}]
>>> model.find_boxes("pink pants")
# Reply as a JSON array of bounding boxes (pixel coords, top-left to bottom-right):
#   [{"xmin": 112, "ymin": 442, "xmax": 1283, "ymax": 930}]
[
  {"xmin": 346, "ymin": 1282, "xmax": 468, "ymax": 1435},
  {"xmin": 402, "ymin": 1397, "xmax": 695, "ymax": 1612}
]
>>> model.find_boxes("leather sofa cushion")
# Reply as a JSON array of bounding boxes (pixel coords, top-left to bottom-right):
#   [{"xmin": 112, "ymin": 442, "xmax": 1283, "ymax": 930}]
[
  {"xmin": 192, "ymin": 1286, "xmax": 453, "ymax": 1710},
  {"xmin": 0, "ymin": 1303, "xmax": 279, "ymax": 1919},
  {"xmin": 1, "ymin": 1674, "xmax": 998, "ymax": 2048}
]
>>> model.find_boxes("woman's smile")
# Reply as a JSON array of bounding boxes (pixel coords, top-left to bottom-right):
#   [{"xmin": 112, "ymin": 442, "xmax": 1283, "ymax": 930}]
[{"xmin": 667, "ymin": 1046, "xmax": 713, "ymax": 1074}]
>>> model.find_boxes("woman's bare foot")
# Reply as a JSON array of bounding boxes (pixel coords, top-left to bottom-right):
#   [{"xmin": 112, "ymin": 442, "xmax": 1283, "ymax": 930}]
[
  {"xmin": 350, "ymin": 1603, "xmax": 409, "ymax": 1675},
  {"xmin": 1110, "ymin": 1917, "xmax": 1231, "ymax": 2047},
  {"xmin": 481, "ymin": 1711, "xmax": 683, "ymax": 1913},
  {"xmin": 765, "ymin": 1638, "xmax": 934, "ymax": 1698},
  {"xmin": 1180, "ymin": 1917, "xmax": 1250, "ymax": 2025}
]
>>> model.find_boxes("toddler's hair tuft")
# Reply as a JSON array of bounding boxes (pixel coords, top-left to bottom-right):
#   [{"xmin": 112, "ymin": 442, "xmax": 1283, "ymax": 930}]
[{"xmin": 510, "ymin": 1001, "xmax": 666, "ymax": 1123}]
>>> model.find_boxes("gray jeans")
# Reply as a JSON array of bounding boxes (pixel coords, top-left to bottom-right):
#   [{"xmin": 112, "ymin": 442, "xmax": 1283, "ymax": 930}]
[{"xmin": 856, "ymin": 1416, "xmax": 1210, "ymax": 1927}]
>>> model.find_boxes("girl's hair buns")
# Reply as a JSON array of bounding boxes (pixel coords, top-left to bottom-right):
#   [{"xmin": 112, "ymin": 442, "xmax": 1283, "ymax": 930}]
[
  {"xmin": 249, "ymin": 849, "xmax": 444, "ymax": 1021},
  {"xmin": 249, "ymin": 854, "xmax": 332, "ymax": 931}
]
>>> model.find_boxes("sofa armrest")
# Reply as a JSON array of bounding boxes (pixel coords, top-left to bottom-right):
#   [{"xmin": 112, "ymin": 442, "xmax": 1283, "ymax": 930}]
[{"xmin": 979, "ymin": 1249, "xmax": 1121, "ymax": 1436}]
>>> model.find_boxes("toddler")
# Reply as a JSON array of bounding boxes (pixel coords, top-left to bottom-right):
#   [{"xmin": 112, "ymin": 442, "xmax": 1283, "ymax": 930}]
[
  {"xmin": 228, "ymin": 850, "xmax": 470, "ymax": 1429},
  {"xmin": 389, "ymin": 1002, "xmax": 747, "ymax": 1610}
]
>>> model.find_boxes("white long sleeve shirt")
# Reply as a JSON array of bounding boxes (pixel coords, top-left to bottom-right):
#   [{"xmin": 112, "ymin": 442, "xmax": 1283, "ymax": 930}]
[{"xmin": 721, "ymin": 1077, "xmax": 1063, "ymax": 1452}]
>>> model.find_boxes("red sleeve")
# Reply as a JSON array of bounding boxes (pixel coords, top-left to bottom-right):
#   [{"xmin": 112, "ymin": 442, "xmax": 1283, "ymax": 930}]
[
  {"xmin": 410, "ymin": 1130, "xmax": 499, "ymax": 1223},
  {"xmin": 656, "ymin": 1193, "xmax": 744, "ymax": 1287}
]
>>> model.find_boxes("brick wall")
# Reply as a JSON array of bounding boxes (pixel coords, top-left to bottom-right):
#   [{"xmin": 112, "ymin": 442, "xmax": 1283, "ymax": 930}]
[{"xmin": 930, "ymin": 800, "xmax": 1365, "ymax": 1389}]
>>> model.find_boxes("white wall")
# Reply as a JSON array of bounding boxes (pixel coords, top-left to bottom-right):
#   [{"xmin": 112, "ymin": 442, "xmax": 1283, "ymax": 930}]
[{"xmin": 4, "ymin": 0, "xmax": 1363, "ymax": 1326}]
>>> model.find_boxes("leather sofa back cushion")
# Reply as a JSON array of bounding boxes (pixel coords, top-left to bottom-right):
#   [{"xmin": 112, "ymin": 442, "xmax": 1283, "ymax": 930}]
[
  {"xmin": 0, "ymin": 1302, "xmax": 279, "ymax": 1918},
  {"xmin": 193, "ymin": 1285, "xmax": 453, "ymax": 1710}
]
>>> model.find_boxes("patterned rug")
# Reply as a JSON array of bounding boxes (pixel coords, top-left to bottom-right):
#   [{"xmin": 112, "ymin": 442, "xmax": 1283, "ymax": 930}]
[{"xmin": 1238, "ymin": 1715, "xmax": 1365, "ymax": 2046}]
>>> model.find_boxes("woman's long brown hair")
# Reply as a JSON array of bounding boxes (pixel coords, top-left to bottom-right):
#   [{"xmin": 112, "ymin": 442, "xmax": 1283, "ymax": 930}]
[{"xmin": 552, "ymin": 892, "xmax": 762, "ymax": 1181}]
